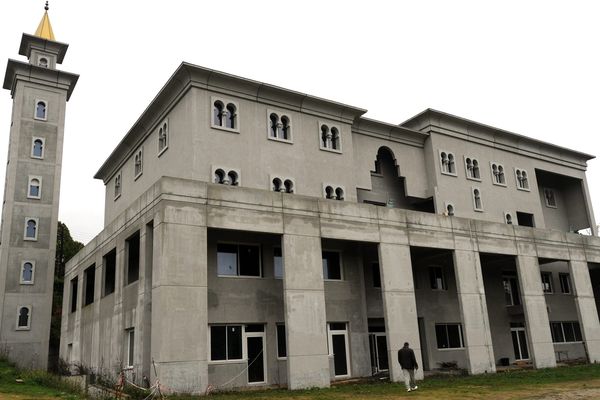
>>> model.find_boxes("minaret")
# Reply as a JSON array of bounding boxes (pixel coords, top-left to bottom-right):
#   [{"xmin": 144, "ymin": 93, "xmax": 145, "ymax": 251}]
[{"xmin": 0, "ymin": 2, "xmax": 78, "ymax": 369}]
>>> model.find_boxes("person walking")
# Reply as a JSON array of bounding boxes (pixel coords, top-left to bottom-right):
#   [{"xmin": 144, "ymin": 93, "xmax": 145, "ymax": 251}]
[{"xmin": 397, "ymin": 342, "xmax": 418, "ymax": 392}]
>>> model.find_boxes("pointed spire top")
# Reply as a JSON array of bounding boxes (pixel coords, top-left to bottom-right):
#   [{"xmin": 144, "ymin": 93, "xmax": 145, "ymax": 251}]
[{"xmin": 34, "ymin": 1, "xmax": 55, "ymax": 41}]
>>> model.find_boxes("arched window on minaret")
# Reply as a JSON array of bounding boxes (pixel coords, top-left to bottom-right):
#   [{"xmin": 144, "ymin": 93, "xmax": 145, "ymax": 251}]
[
  {"xmin": 25, "ymin": 219, "xmax": 37, "ymax": 239},
  {"xmin": 32, "ymin": 139, "xmax": 44, "ymax": 158},
  {"xmin": 17, "ymin": 307, "xmax": 31, "ymax": 329},
  {"xmin": 35, "ymin": 101, "xmax": 47, "ymax": 120}
]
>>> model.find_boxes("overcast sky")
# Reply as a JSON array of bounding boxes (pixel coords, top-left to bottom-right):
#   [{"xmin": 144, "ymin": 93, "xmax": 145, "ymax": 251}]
[{"xmin": 1, "ymin": 1, "xmax": 599, "ymax": 244}]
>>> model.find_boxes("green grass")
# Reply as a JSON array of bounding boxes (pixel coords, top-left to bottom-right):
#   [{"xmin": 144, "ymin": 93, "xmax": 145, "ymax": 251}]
[
  {"xmin": 0, "ymin": 359, "xmax": 84, "ymax": 399},
  {"xmin": 1, "ymin": 360, "xmax": 600, "ymax": 399}
]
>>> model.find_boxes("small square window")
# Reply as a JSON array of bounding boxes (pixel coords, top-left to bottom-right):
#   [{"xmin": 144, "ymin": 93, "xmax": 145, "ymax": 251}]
[
  {"xmin": 429, "ymin": 266, "xmax": 447, "ymax": 290},
  {"xmin": 559, "ymin": 273, "xmax": 571, "ymax": 294},
  {"xmin": 322, "ymin": 251, "xmax": 342, "ymax": 280},
  {"xmin": 541, "ymin": 272, "xmax": 553, "ymax": 293}
]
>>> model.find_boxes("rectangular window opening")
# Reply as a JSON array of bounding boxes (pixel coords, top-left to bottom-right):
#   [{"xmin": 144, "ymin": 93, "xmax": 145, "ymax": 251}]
[
  {"xmin": 103, "ymin": 248, "xmax": 116, "ymax": 296},
  {"xmin": 210, "ymin": 325, "xmax": 243, "ymax": 361},
  {"xmin": 217, "ymin": 243, "xmax": 261, "ymax": 277},
  {"xmin": 70, "ymin": 277, "xmax": 78, "ymax": 313},
  {"xmin": 322, "ymin": 251, "xmax": 342, "ymax": 280},
  {"xmin": 277, "ymin": 324, "xmax": 287, "ymax": 358},
  {"xmin": 83, "ymin": 264, "xmax": 95, "ymax": 306},
  {"xmin": 126, "ymin": 231, "xmax": 140, "ymax": 285}
]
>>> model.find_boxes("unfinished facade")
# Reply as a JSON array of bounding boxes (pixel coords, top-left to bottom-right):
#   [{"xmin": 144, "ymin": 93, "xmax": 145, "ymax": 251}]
[{"xmin": 59, "ymin": 63, "xmax": 600, "ymax": 393}]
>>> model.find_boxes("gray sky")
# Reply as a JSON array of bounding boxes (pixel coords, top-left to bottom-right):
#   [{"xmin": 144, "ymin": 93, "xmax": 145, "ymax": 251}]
[{"xmin": 1, "ymin": 1, "xmax": 599, "ymax": 244}]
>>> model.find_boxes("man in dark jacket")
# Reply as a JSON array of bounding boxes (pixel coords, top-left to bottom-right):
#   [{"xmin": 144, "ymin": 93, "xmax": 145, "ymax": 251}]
[{"xmin": 398, "ymin": 342, "xmax": 418, "ymax": 392}]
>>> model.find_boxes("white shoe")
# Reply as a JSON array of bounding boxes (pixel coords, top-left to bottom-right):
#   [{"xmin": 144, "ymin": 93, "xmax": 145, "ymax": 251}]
[
  {"xmin": 407, "ymin": 388, "xmax": 412, "ymax": 392},
  {"xmin": 412, "ymin": 385, "xmax": 418, "ymax": 390}
]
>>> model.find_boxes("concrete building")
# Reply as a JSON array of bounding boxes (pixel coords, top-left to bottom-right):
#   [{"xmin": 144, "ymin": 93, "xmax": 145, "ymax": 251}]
[
  {"xmin": 0, "ymin": 5, "xmax": 78, "ymax": 369},
  {"xmin": 56, "ymin": 59, "xmax": 600, "ymax": 392}
]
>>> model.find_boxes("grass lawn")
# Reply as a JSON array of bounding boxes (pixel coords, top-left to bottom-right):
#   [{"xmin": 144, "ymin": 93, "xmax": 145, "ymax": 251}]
[{"xmin": 2, "ymin": 361, "xmax": 600, "ymax": 399}]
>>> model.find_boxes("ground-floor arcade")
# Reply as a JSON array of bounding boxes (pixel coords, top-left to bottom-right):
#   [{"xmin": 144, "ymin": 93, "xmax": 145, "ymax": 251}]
[{"xmin": 60, "ymin": 177, "xmax": 600, "ymax": 393}]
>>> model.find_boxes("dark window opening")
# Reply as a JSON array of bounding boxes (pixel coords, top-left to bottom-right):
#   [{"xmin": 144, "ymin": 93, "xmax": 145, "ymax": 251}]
[
  {"xmin": 516, "ymin": 212, "xmax": 535, "ymax": 227},
  {"xmin": 435, "ymin": 323, "xmax": 464, "ymax": 349},
  {"xmin": 322, "ymin": 251, "xmax": 342, "ymax": 280},
  {"xmin": 210, "ymin": 325, "xmax": 243, "ymax": 361},
  {"xmin": 126, "ymin": 231, "xmax": 140, "ymax": 285},
  {"xmin": 429, "ymin": 266, "xmax": 447, "ymax": 290},
  {"xmin": 103, "ymin": 248, "xmax": 116, "ymax": 296},
  {"xmin": 83, "ymin": 264, "xmax": 95, "ymax": 306},
  {"xmin": 372, "ymin": 262, "xmax": 381, "ymax": 288},
  {"xmin": 277, "ymin": 324, "xmax": 287, "ymax": 358},
  {"xmin": 70, "ymin": 277, "xmax": 78, "ymax": 313}
]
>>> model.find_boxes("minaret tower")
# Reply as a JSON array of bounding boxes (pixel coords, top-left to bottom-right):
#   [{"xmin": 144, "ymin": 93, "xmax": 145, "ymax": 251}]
[{"xmin": 0, "ymin": 2, "xmax": 78, "ymax": 369}]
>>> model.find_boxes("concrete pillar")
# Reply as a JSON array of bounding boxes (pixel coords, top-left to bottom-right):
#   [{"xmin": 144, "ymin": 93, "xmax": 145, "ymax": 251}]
[
  {"xmin": 516, "ymin": 255, "xmax": 556, "ymax": 368},
  {"xmin": 378, "ymin": 243, "xmax": 422, "ymax": 381},
  {"xmin": 453, "ymin": 250, "xmax": 496, "ymax": 374},
  {"xmin": 283, "ymin": 234, "xmax": 330, "ymax": 390},
  {"xmin": 151, "ymin": 205, "xmax": 207, "ymax": 393},
  {"xmin": 569, "ymin": 260, "xmax": 600, "ymax": 362}
]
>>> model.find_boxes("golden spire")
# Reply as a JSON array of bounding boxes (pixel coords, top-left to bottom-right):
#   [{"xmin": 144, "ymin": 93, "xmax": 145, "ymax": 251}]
[{"xmin": 34, "ymin": 1, "xmax": 56, "ymax": 41}]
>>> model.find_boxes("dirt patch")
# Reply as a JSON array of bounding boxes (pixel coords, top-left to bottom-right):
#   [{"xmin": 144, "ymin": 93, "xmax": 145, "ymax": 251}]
[{"xmin": 523, "ymin": 387, "xmax": 600, "ymax": 400}]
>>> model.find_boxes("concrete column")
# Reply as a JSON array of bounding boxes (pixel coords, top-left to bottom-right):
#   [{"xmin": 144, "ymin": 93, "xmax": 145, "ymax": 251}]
[
  {"xmin": 453, "ymin": 250, "xmax": 496, "ymax": 374},
  {"xmin": 569, "ymin": 260, "xmax": 600, "ymax": 362},
  {"xmin": 151, "ymin": 205, "xmax": 207, "ymax": 393},
  {"xmin": 516, "ymin": 255, "xmax": 556, "ymax": 368},
  {"xmin": 378, "ymin": 243, "xmax": 422, "ymax": 381},
  {"xmin": 283, "ymin": 234, "xmax": 330, "ymax": 390}
]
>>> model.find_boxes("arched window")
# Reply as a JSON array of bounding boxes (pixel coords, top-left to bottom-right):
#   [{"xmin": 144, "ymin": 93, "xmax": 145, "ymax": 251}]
[
  {"xmin": 284, "ymin": 179, "xmax": 294, "ymax": 194},
  {"xmin": 272, "ymin": 177, "xmax": 283, "ymax": 192},
  {"xmin": 465, "ymin": 158, "xmax": 473, "ymax": 174},
  {"xmin": 472, "ymin": 160, "xmax": 480, "ymax": 179},
  {"xmin": 447, "ymin": 153, "xmax": 456, "ymax": 174},
  {"xmin": 29, "ymin": 178, "xmax": 40, "ymax": 198},
  {"xmin": 213, "ymin": 101, "xmax": 224, "ymax": 126},
  {"xmin": 114, "ymin": 173, "xmax": 122, "ymax": 198},
  {"xmin": 25, "ymin": 219, "xmax": 37, "ymax": 239},
  {"xmin": 325, "ymin": 186, "xmax": 334, "ymax": 199},
  {"xmin": 22, "ymin": 262, "xmax": 34, "ymax": 283},
  {"xmin": 35, "ymin": 101, "xmax": 47, "ymax": 120},
  {"xmin": 335, "ymin": 187, "xmax": 344, "ymax": 201},
  {"xmin": 158, "ymin": 122, "xmax": 168, "ymax": 153},
  {"xmin": 440, "ymin": 152, "xmax": 449, "ymax": 173},
  {"xmin": 498, "ymin": 165, "xmax": 505, "ymax": 184},
  {"xmin": 38, "ymin": 57, "xmax": 48, "ymax": 68},
  {"xmin": 227, "ymin": 170, "xmax": 238, "ymax": 186},
  {"xmin": 225, "ymin": 103, "xmax": 236, "ymax": 129},
  {"xmin": 214, "ymin": 169, "xmax": 226, "ymax": 184},
  {"xmin": 505, "ymin": 213, "xmax": 513, "ymax": 224},
  {"xmin": 281, "ymin": 116, "xmax": 290, "ymax": 140},
  {"xmin": 473, "ymin": 189, "xmax": 483, "ymax": 210},
  {"xmin": 331, "ymin": 128, "xmax": 340, "ymax": 150},
  {"xmin": 321, "ymin": 125, "xmax": 329, "ymax": 148},
  {"xmin": 446, "ymin": 204, "xmax": 455, "ymax": 216},
  {"xmin": 134, "ymin": 149, "xmax": 143, "ymax": 177},
  {"xmin": 269, "ymin": 113, "xmax": 279, "ymax": 138},
  {"xmin": 521, "ymin": 171, "xmax": 528, "ymax": 189},
  {"xmin": 17, "ymin": 306, "xmax": 30, "ymax": 329},
  {"xmin": 32, "ymin": 139, "xmax": 44, "ymax": 158}
]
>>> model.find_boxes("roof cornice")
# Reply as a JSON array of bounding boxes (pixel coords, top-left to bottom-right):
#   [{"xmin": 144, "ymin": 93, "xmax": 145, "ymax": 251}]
[{"xmin": 2, "ymin": 58, "xmax": 78, "ymax": 100}]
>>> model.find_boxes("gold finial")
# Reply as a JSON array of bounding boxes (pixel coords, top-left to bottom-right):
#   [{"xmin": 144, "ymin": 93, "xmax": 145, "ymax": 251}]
[{"xmin": 34, "ymin": 1, "xmax": 55, "ymax": 41}]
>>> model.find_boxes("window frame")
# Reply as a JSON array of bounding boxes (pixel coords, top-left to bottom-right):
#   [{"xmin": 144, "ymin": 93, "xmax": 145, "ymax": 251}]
[
  {"xmin": 318, "ymin": 121, "xmax": 343, "ymax": 154},
  {"xmin": 322, "ymin": 183, "xmax": 345, "ymax": 201},
  {"xmin": 20, "ymin": 260, "xmax": 35, "ymax": 285},
  {"xmin": 210, "ymin": 96, "xmax": 240, "ymax": 133},
  {"xmin": 270, "ymin": 175, "xmax": 295, "ymax": 194},
  {"xmin": 464, "ymin": 156, "xmax": 481, "ymax": 181},
  {"xmin": 429, "ymin": 265, "xmax": 447, "ymax": 290},
  {"xmin": 541, "ymin": 271, "xmax": 553, "ymax": 293},
  {"xmin": 273, "ymin": 247, "xmax": 283, "ymax": 279},
  {"xmin": 103, "ymin": 248, "xmax": 117, "ymax": 297},
  {"xmin": 435, "ymin": 323, "xmax": 464, "ymax": 350},
  {"xmin": 276, "ymin": 323, "xmax": 287, "ymax": 359},
  {"xmin": 31, "ymin": 137, "xmax": 45, "ymax": 159},
  {"xmin": 544, "ymin": 188, "xmax": 558, "ymax": 208},
  {"xmin": 490, "ymin": 162, "xmax": 507, "ymax": 187},
  {"xmin": 559, "ymin": 273, "xmax": 571, "ymax": 294},
  {"xmin": 444, "ymin": 202, "xmax": 455, "ymax": 216},
  {"xmin": 216, "ymin": 242, "xmax": 262, "ymax": 278},
  {"xmin": 266, "ymin": 109, "xmax": 293, "ymax": 144},
  {"xmin": 133, "ymin": 148, "xmax": 143, "ymax": 181},
  {"xmin": 439, "ymin": 150, "xmax": 457, "ymax": 177},
  {"xmin": 38, "ymin": 56, "xmax": 49, "ymax": 68},
  {"xmin": 504, "ymin": 211, "xmax": 514, "ymax": 225},
  {"xmin": 208, "ymin": 324, "xmax": 245, "ymax": 363},
  {"xmin": 126, "ymin": 328, "xmax": 135, "ymax": 368},
  {"xmin": 83, "ymin": 264, "xmax": 96, "ymax": 307},
  {"xmin": 322, "ymin": 250, "xmax": 343, "ymax": 281},
  {"xmin": 16, "ymin": 305, "xmax": 32, "ymax": 331},
  {"xmin": 113, "ymin": 171, "xmax": 122, "ymax": 201},
  {"xmin": 23, "ymin": 217, "xmax": 39, "ymax": 241},
  {"xmin": 472, "ymin": 187, "xmax": 484, "ymax": 212},
  {"xmin": 550, "ymin": 321, "xmax": 582, "ymax": 343},
  {"xmin": 212, "ymin": 166, "xmax": 241, "ymax": 186},
  {"xmin": 158, "ymin": 119, "xmax": 169, "ymax": 156},
  {"xmin": 27, "ymin": 175, "xmax": 42, "ymax": 200},
  {"xmin": 34, "ymin": 99, "xmax": 48, "ymax": 121},
  {"xmin": 514, "ymin": 168, "xmax": 530, "ymax": 191}
]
